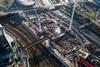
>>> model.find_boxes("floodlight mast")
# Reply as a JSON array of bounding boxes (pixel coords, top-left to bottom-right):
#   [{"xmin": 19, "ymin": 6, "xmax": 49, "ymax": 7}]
[
  {"xmin": 68, "ymin": 0, "xmax": 77, "ymax": 30},
  {"xmin": 68, "ymin": 0, "xmax": 94, "ymax": 30},
  {"xmin": 33, "ymin": 0, "xmax": 92, "ymax": 31},
  {"xmin": 33, "ymin": 0, "xmax": 42, "ymax": 32}
]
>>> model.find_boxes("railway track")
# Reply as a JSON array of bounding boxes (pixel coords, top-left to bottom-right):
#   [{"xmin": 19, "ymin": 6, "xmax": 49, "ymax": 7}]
[
  {"xmin": 4, "ymin": 24, "xmax": 30, "ymax": 47},
  {"xmin": 4, "ymin": 23, "xmax": 37, "ymax": 58},
  {"xmin": 3, "ymin": 23, "xmax": 60, "ymax": 67}
]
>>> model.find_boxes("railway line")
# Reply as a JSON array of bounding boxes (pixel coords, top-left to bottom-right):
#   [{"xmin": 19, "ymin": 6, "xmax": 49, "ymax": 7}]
[
  {"xmin": 0, "ymin": 0, "xmax": 100, "ymax": 67},
  {"xmin": 4, "ymin": 24, "xmax": 30, "ymax": 47},
  {"xmin": 4, "ymin": 23, "xmax": 36, "ymax": 59},
  {"xmin": 3, "ymin": 23, "xmax": 60, "ymax": 67}
]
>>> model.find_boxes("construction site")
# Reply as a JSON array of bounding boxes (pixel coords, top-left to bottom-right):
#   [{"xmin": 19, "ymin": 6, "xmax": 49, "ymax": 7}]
[{"xmin": 0, "ymin": 0, "xmax": 100, "ymax": 67}]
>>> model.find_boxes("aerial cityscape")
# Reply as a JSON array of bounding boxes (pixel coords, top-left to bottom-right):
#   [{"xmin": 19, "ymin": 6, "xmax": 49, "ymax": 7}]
[{"xmin": 0, "ymin": 0, "xmax": 100, "ymax": 67}]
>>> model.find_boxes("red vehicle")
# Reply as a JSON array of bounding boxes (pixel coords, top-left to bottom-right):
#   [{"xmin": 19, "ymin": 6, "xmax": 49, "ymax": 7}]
[{"xmin": 77, "ymin": 57, "xmax": 94, "ymax": 67}]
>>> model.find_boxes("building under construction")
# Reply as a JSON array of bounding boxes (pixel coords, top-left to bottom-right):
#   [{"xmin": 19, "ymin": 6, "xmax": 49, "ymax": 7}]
[{"xmin": 0, "ymin": 0, "xmax": 100, "ymax": 67}]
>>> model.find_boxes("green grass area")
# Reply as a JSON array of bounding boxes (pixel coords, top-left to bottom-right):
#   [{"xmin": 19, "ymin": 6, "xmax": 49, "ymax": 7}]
[
  {"xmin": 0, "ymin": 0, "xmax": 8, "ymax": 6},
  {"xmin": 76, "ymin": 4, "xmax": 96, "ymax": 19},
  {"xmin": 0, "ymin": 0, "xmax": 14, "ymax": 7},
  {"xmin": 76, "ymin": 4, "xmax": 81, "ymax": 10},
  {"xmin": 50, "ymin": 0, "xmax": 60, "ymax": 4},
  {"xmin": 85, "ymin": 10, "xmax": 96, "ymax": 19},
  {"xmin": 52, "ymin": 0, "xmax": 60, "ymax": 3},
  {"xmin": 63, "ymin": 4, "xmax": 96, "ymax": 20},
  {"xmin": 63, "ymin": 5, "xmax": 68, "ymax": 10}
]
